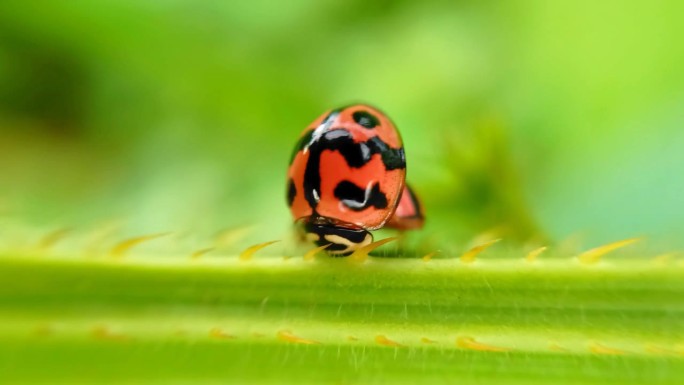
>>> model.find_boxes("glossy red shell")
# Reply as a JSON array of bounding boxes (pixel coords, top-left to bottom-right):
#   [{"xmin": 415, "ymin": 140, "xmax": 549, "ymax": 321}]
[{"xmin": 287, "ymin": 104, "xmax": 407, "ymax": 230}]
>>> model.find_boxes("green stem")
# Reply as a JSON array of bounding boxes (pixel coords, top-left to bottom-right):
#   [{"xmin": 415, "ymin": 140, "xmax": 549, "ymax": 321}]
[{"xmin": 0, "ymin": 254, "xmax": 682, "ymax": 384}]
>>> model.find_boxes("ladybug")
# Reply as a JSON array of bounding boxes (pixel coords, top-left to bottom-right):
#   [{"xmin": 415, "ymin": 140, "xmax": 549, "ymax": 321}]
[{"xmin": 286, "ymin": 104, "xmax": 424, "ymax": 256}]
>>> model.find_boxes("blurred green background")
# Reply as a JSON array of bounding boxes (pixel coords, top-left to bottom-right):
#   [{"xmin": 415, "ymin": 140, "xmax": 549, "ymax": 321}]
[{"xmin": 1, "ymin": 1, "xmax": 683, "ymax": 252}]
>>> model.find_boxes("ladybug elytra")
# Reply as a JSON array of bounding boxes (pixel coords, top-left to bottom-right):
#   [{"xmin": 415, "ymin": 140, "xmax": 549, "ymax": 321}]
[{"xmin": 287, "ymin": 104, "xmax": 424, "ymax": 255}]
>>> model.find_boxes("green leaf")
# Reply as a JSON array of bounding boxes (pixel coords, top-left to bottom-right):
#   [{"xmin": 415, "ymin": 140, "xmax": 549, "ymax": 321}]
[{"xmin": 1, "ymin": 248, "xmax": 682, "ymax": 384}]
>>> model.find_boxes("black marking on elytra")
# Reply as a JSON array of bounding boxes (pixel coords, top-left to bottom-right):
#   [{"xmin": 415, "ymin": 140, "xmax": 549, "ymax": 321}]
[
  {"xmin": 302, "ymin": 129, "xmax": 405, "ymax": 210},
  {"xmin": 334, "ymin": 181, "xmax": 388, "ymax": 211},
  {"xmin": 304, "ymin": 221, "xmax": 369, "ymax": 256},
  {"xmin": 289, "ymin": 110, "xmax": 342, "ymax": 165},
  {"xmin": 352, "ymin": 110, "xmax": 379, "ymax": 129},
  {"xmin": 287, "ymin": 178, "xmax": 296, "ymax": 206},
  {"xmin": 289, "ymin": 129, "xmax": 314, "ymax": 164},
  {"xmin": 367, "ymin": 137, "xmax": 406, "ymax": 170}
]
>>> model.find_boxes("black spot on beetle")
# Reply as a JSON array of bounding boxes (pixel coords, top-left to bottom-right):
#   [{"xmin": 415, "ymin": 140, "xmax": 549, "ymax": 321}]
[
  {"xmin": 324, "ymin": 130, "xmax": 372, "ymax": 167},
  {"xmin": 289, "ymin": 129, "xmax": 314, "ymax": 164},
  {"xmin": 367, "ymin": 137, "xmax": 405, "ymax": 170},
  {"xmin": 287, "ymin": 178, "xmax": 296, "ymax": 206},
  {"xmin": 334, "ymin": 180, "xmax": 388, "ymax": 211},
  {"xmin": 301, "ymin": 128, "xmax": 404, "ymax": 210},
  {"xmin": 352, "ymin": 110, "xmax": 379, "ymax": 129}
]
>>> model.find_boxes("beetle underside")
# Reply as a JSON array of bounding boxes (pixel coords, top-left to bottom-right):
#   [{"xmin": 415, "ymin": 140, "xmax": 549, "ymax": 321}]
[{"xmin": 300, "ymin": 220, "xmax": 373, "ymax": 256}]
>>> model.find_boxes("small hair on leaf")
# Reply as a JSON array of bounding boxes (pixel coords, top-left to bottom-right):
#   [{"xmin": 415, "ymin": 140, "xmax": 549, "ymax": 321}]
[
  {"xmin": 525, "ymin": 246, "xmax": 548, "ymax": 263},
  {"xmin": 349, "ymin": 236, "xmax": 399, "ymax": 262},
  {"xmin": 276, "ymin": 330, "xmax": 320, "ymax": 345},
  {"xmin": 303, "ymin": 243, "xmax": 331, "ymax": 261},
  {"xmin": 110, "ymin": 232, "xmax": 171, "ymax": 258},
  {"xmin": 460, "ymin": 239, "xmax": 500, "ymax": 263},
  {"xmin": 239, "ymin": 240, "xmax": 280, "ymax": 261},
  {"xmin": 577, "ymin": 238, "xmax": 640, "ymax": 265},
  {"xmin": 456, "ymin": 336, "xmax": 509, "ymax": 352}
]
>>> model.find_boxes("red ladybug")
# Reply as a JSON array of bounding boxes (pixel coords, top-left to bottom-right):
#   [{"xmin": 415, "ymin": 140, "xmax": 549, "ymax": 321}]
[{"xmin": 287, "ymin": 104, "xmax": 424, "ymax": 255}]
